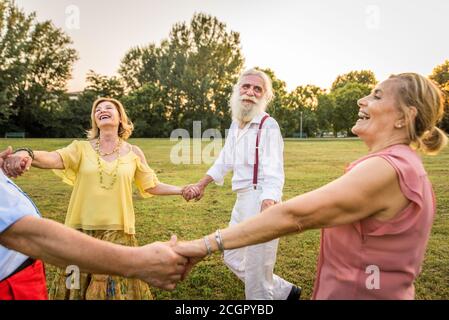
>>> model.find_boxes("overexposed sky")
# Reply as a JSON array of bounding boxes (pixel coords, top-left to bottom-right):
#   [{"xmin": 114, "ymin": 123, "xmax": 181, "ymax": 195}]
[{"xmin": 15, "ymin": 0, "xmax": 449, "ymax": 92}]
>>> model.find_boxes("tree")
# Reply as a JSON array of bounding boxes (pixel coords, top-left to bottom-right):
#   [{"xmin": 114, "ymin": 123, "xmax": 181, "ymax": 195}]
[
  {"xmin": 332, "ymin": 82, "xmax": 371, "ymax": 136},
  {"xmin": 119, "ymin": 13, "xmax": 244, "ymax": 135},
  {"xmin": 48, "ymin": 71, "xmax": 126, "ymax": 138},
  {"xmin": 15, "ymin": 21, "xmax": 78, "ymax": 137},
  {"xmin": 316, "ymin": 93, "xmax": 335, "ymax": 136},
  {"xmin": 429, "ymin": 60, "xmax": 449, "ymax": 132},
  {"xmin": 331, "ymin": 70, "xmax": 377, "ymax": 91},
  {"xmin": 0, "ymin": 0, "xmax": 78, "ymax": 136},
  {"xmin": 119, "ymin": 44, "xmax": 163, "ymax": 92},
  {"xmin": 51, "ymin": 91, "xmax": 95, "ymax": 138},
  {"xmin": 255, "ymin": 68, "xmax": 290, "ymax": 133},
  {"xmin": 327, "ymin": 70, "xmax": 376, "ymax": 137},
  {"xmin": 285, "ymin": 85, "xmax": 323, "ymax": 137},
  {"xmin": 0, "ymin": 0, "xmax": 34, "ymax": 126},
  {"xmin": 123, "ymin": 83, "xmax": 174, "ymax": 137},
  {"xmin": 84, "ymin": 70, "xmax": 125, "ymax": 99},
  {"xmin": 254, "ymin": 68, "xmax": 324, "ymax": 137},
  {"xmin": 255, "ymin": 68, "xmax": 315, "ymax": 137}
]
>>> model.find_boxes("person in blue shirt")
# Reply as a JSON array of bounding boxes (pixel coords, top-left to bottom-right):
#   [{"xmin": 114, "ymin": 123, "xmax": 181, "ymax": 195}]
[{"xmin": 0, "ymin": 146, "xmax": 188, "ymax": 300}]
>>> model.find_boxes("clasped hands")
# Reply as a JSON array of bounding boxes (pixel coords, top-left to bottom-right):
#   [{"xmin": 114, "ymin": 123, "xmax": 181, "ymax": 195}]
[
  {"xmin": 135, "ymin": 234, "xmax": 209, "ymax": 291},
  {"xmin": 1, "ymin": 147, "xmax": 31, "ymax": 178},
  {"xmin": 181, "ymin": 183, "xmax": 205, "ymax": 202},
  {"xmin": 136, "ymin": 235, "xmax": 207, "ymax": 291}
]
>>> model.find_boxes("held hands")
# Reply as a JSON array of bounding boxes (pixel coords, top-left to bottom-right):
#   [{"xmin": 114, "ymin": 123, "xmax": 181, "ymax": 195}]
[
  {"xmin": 181, "ymin": 183, "xmax": 205, "ymax": 202},
  {"xmin": 173, "ymin": 238, "xmax": 209, "ymax": 280},
  {"xmin": 1, "ymin": 149, "xmax": 32, "ymax": 178},
  {"xmin": 0, "ymin": 147, "xmax": 12, "ymax": 170},
  {"xmin": 133, "ymin": 235, "xmax": 189, "ymax": 290},
  {"xmin": 134, "ymin": 235, "xmax": 209, "ymax": 289}
]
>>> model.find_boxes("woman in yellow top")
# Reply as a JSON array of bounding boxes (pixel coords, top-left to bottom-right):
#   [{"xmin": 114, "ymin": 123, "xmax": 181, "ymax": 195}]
[{"xmin": 4, "ymin": 97, "xmax": 198, "ymax": 300}]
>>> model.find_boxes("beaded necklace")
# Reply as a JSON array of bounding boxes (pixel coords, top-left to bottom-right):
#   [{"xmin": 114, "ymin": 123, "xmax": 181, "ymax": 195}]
[{"xmin": 95, "ymin": 137, "xmax": 122, "ymax": 190}]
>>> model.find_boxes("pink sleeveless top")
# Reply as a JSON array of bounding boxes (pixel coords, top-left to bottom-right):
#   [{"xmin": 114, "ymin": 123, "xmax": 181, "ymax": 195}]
[{"xmin": 312, "ymin": 144, "xmax": 436, "ymax": 300}]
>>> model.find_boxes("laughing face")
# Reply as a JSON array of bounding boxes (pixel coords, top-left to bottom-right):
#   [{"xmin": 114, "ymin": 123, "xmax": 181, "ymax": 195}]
[
  {"xmin": 352, "ymin": 79, "xmax": 405, "ymax": 145},
  {"xmin": 94, "ymin": 101, "xmax": 120, "ymax": 129}
]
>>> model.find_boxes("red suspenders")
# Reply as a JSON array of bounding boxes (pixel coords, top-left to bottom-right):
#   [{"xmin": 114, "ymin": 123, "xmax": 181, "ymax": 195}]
[{"xmin": 253, "ymin": 114, "xmax": 270, "ymax": 189}]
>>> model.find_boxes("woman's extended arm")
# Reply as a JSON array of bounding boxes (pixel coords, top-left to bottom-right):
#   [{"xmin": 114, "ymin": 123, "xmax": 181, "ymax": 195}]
[
  {"xmin": 3, "ymin": 150, "xmax": 64, "ymax": 177},
  {"xmin": 131, "ymin": 144, "xmax": 187, "ymax": 196},
  {"xmin": 216, "ymin": 156, "xmax": 406, "ymax": 249},
  {"xmin": 29, "ymin": 151, "xmax": 64, "ymax": 169},
  {"xmin": 176, "ymin": 156, "xmax": 408, "ymax": 257},
  {"xmin": 146, "ymin": 182, "xmax": 183, "ymax": 196}
]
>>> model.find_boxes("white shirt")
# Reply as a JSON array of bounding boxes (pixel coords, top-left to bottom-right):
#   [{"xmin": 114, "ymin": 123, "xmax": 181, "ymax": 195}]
[
  {"xmin": 0, "ymin": 170, "xmax": 41, "ymax": 281},
  {"xmin": 207, "ymin": 112, "xmax": 284, "ymax": 202}
]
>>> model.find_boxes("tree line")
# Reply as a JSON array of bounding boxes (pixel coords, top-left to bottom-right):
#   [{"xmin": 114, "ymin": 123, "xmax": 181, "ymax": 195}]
[{"xmin": 1, "ymin": 1, "xmax": 448, "ymax": 138}]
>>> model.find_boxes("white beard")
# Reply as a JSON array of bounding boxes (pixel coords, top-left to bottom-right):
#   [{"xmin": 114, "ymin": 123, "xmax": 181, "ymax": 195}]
[{"xmin": 230, "ymin": 91, "xmax": 267, "ymax": 125}]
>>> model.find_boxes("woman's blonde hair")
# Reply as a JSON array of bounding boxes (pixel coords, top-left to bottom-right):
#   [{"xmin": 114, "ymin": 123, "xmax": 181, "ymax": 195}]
[
  {"xmin": 87, "ymin": 97, "xmax": 134, "ymax": 140},
  {"xmin": 389, "ymin": 73, "xmax": 448, "ymax": 155}
]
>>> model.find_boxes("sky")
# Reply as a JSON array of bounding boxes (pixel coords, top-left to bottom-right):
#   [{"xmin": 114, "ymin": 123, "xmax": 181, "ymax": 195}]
[{"xmin": 15, "ymin": 0, "xmax": 449, "ymax": 92}]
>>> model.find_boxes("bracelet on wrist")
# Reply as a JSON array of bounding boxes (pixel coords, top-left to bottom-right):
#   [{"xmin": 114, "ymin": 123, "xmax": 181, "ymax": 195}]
[
  {"xmin": 215, "ymin": 229, "xmax": 225, "ymax": 252},
  {"xmin": 203, "ymin": 236, "xmax": 212, "ymax": 256},
  {"xmin": 14, "ymin": 147, "xmax": 35, "ymax": 160}
]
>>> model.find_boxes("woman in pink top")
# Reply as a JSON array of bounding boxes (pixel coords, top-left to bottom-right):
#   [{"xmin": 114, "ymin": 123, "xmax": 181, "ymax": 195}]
[{"xmin": 175, "ymin": 73, "xmax": 448, "ymax": 299}]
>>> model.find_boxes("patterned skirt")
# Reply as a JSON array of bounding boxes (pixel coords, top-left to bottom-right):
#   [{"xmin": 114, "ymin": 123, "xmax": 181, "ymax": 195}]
[{"xmin": 48, "ymin": 230, "xmax": 153, "ymax": 300}]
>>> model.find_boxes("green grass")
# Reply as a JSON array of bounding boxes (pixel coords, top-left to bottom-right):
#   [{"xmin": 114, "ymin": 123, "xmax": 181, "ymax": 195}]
[{"xmin": 1, "ymin": 138, "xmax": 448, "ymax": 299}]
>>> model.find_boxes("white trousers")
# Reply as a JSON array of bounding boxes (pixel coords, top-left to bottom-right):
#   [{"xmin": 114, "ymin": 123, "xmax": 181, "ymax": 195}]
[{"xmin": 223, "ymin": 188, "xmax": 294, "ymax": 300}]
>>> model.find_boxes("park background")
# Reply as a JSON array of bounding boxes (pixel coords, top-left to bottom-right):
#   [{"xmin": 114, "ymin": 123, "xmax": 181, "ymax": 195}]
[{"xmin": 0, "ymin": 0, "xmax": 448, "ymax": 299}]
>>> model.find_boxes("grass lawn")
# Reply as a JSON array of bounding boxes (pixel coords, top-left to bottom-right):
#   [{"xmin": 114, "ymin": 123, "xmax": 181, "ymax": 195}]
[{"xmin": 1, "ymin": 138, "xmax": 448, "ymax": 299}]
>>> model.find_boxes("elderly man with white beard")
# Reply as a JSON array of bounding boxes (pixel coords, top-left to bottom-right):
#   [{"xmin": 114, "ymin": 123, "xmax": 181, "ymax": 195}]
[{"xmin": 184, "ymin": 68, "xmax": 301, "ymax": 300}]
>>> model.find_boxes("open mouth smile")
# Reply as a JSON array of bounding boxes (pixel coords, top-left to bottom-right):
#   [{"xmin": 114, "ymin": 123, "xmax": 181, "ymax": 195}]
[
  {"xmin": 99, "ymin": 114, "xmax": 111, "ymax": 120},
  {"xmin": 358, "ymin": 111, "xmax": 370, "ymax": 121}
]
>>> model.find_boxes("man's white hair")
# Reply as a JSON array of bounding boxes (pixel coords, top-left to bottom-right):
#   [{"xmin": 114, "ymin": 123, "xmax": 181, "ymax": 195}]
[
  {"xmin": 229, "ymin": 69, "xmax": 275, "ymax": 124},
  {"xmin": 235, "ymin": 68, "xmax": 274, "ymax": 104}
]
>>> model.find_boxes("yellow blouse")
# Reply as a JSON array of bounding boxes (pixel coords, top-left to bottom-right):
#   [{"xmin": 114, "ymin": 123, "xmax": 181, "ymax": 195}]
[{"xmin": 53, "ymin": 140, "xmax": 159, "ymax": 234}]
